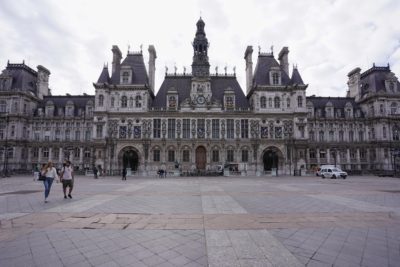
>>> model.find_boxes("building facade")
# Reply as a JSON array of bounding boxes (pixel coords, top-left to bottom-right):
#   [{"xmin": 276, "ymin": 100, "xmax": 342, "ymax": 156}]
[{"xmin": 1, "ymin": 18, "xmax": 400, "ymax": 176}]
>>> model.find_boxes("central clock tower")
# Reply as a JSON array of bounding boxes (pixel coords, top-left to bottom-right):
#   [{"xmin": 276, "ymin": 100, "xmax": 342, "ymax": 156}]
[{"xmin": 191, "ymin": 18, "xmax": 212, "ymax": 106}]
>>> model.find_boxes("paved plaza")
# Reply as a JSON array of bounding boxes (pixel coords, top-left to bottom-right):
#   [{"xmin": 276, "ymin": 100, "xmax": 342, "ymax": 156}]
[{"xmin": 0, "ymin": 174, "xmax": 400, "ymax": 267}]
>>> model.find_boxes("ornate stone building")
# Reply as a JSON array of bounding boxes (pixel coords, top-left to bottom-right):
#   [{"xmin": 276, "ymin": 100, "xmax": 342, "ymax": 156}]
[{"xmin": 1, "ymin": 18, "xmax": 399, "ymax": 176}]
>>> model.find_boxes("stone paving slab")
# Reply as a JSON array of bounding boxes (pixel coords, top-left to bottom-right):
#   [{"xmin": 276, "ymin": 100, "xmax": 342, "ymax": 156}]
[{"xmin": 0, "ymin": 175, "xmax": 400, "ymax": 266}]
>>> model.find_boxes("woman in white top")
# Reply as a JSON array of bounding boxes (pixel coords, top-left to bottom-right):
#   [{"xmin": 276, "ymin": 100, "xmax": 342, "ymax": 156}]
[{"xmin": 41, "ymin": 161, "xmax": 59, "ymax": 203}]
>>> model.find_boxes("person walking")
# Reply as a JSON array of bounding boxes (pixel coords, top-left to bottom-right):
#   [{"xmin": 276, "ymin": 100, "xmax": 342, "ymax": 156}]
[
  {"xmin": 41, "ymin": 161, "xmax": 59, "ymax": 203},
  {"xmin": 93, "ymin": 165, "xmax": 98, "ymax": 179},
  {"xmin": 122, "ymin": 168, "xmax": 127, "ymax": 180},
  {"xmin": 60, "ymin": 160, "xmax": 74, "ymax": 199}
]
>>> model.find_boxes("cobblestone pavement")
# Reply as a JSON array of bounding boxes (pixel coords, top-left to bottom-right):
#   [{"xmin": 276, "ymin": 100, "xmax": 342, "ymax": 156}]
[{"xmin": 0, "ymin": 175, "xmax": 400, "ymax": 266}]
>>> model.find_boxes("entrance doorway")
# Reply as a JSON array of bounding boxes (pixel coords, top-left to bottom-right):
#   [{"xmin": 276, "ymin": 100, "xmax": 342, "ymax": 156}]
[
  {"xmin": 195, "ymin": 146, "xmax": 206, "ymax": 170},
  {"xmin": 263, "ymin": 150, "xmax": 279, "ymax": 171},
  {"xmin": 122, "ymin": 150, "xmax": 139, "ymax": 171}
]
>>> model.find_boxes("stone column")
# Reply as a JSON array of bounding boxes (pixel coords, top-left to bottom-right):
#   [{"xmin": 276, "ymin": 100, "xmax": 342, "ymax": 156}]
[
  {"xmin": 316, "ymin": 148, "xmax": 320, "ymax": 165},
  {"xmin": 356, "ymin": 148, "xmax": 361, "ymax": 170},
  {"xmin": 59, "ymin": 147, "xmax": 63, "ymax": 163},
  {"xmin": 327, "ymin": 148, "xmax": 331, "ymax": 164},
  {"xmin": 38, "ymin": 148, "xmax": 42, "ymax": 163},
  {"xmin": 28, "ymin": 147, "xmax": 32, "ymax": 164}
]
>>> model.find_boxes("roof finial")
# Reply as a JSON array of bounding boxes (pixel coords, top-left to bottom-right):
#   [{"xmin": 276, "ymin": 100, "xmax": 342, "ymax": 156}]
[
  {"xmin": 174, "ymin": 63, "xmax": 177, "ymax": 75},
  {"xmin": 258, "ymin": 45, "xmax": 261, "ymax": 55},
  {"xmin": 140, "ymin": 44, "xmax": 143, "ymax": 53},
  {"xmin": 215, "ymin": 66, "xmax": 218, "ymax": 75},
  {"xmin": 224, "ymin": 64, "xmax": 227, "ymax": 75},
  {"xmin": 165, "ymin": 66, "xmax": 168, "ymax": 75},
  {"xmin": 127, "ymin": 44, "xmax": 131, "ymax": 54},
  {"xmin": 183, "ymin": 66, "xmax": 186, "ymax": 74},
  {"xmin": 233, "ymin": 66, "xmax": 236, "ymax": 75},
  {"xmin": 270, "ymin": 45, "xmax": 274, "ymax": 55}
]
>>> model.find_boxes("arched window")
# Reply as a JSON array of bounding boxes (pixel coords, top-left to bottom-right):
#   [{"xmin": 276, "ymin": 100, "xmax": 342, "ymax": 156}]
[
  {"xmin": 121, "ymin": 96, "xmax": 127, "ymax": 108},
  {"xmin": 297, "ymin": 96, "xmax": 303, "ymax": 107},
  {"xmin": 393, "ymin": 126, "xmax": 400, "ymax": 141},
  {"xmin": 98, "ymin": 95, "xmax": 104, "ymax": 107},
  {"xmin": 135, "ymin": 95, "xmax": 142, "ymax": 108},
  {"xmin": 260, "ymin": 96, "xmax": 266, "ymax": 108},
  {"xmin": 274, "ymin": 97, "xmax": 280, "ymax": 108},
  {"xmin": 309, "ymin": 131, "xmax": 314, "ymax": 141},
  {"xmin": 122, "ymin": 71, "xmax": 129, "ymax": 84},
  {"xmin": 111, "ymin": 97, "xmax": 115, "ymax": 108},
  {"xmin": 383, "ymin": 126, "xmax": 387, "ymax": 138},
  {"xmin": 329, "ymin": 131, "xmax": 334, "ymax": 141},
  {"xmin": 286, "ymin": 98, "xmax": 290, "ymax": 108}
]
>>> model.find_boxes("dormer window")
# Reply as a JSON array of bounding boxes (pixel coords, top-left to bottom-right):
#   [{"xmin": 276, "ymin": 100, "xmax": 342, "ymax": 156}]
[
  {"xmin": 168, "ymin": 96, "xmax": 177, "ymax": 109},
  {"xmin": 120, "ymin": 67, "xmax": 132, "ymax": 84},
  {"xmin": 270, "ymin": 70, "xmax": 281, "ymax": 85}
]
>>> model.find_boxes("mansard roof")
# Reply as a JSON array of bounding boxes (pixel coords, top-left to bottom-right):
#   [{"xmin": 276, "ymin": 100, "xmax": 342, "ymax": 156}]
[
  {"xmin": 253, "ymin": 54, "xmax": 291, "ymax": 86},
  {"xmin": 37, "ymin": 95, "xmax": 95, "ymax": 116},
  {"xmin": 307, "ymin": 96, "xmax": 364, "ymax": 118},
  {"xmin": 1, "ymin": 62, "xmax": 38, "ymax": 93},
  {"xmin": 360, "ymin": 65, "xmax": 400, "ymax": 94},
  {"xmin": 152, "ymin": 75, "xmax": 249, "ymax": 108},
  {"xmin": 110, "ymin": 53, "xmax": 148, "ymax": 85},
  {"xmin": 97, "ymin": 66, "xmax": 111, "ymax": 83}
]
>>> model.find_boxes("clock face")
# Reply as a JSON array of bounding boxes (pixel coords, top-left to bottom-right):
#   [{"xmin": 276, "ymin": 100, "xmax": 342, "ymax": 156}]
[{"xmin": 197, "ymin": 96, "xmax": 205, "ymax": 104}]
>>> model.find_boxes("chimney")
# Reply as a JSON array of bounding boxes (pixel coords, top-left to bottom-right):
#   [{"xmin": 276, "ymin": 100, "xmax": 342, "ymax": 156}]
[
  {"xmin": 36, "ymin": 65, "xmax": 51, "ymax": 99},
  {"xmin": 278, "ymin": 47, "xmax": 289, "ymax": 76},
  {"xmin": 347, "ymin": 67, "xmax": 361, "ymax": 102},
  {"xmin": 148, "ymin": 45, "xmax": 157, "ymax": 92},
  {"xmin": 111, "ymin": 45, "xmax": 122, "ymax": 75},
  {"xmin": 244, "ymin": 46, "xmax": 253, "ymax": 95}
]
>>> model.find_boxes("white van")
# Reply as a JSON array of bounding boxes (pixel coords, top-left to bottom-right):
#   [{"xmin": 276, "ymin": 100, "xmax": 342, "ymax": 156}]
[
  {"xmin": 320, "ymin": 167, "xmax": 347, "ymax": 179},
  {"xmin": 316, "ymin": 165, "xmax": 336, "ymax": 176}
]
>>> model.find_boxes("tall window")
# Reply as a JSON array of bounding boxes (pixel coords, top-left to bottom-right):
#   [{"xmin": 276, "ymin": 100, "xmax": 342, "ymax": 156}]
[
  {"xmin": 135, "ymin": 95, "xmax": 142, "ymax": 108},
  {"xmin": 84, "ymin": 148, "xmax": 91, "ymax": 158},
  {"xmin": 85, "ymin": 130, "xmax": 91, "ymax": 141},
  {"xmin": 111, "ymin": 97, "xmax": 115, "ymax": 108},
  {"xmin": 75, "ymin": 130, "xmax": 80, "ymax": 141},
  {"xmin": 98, "ymin": 95, "xmax": 104, "ymax": 107},
  {"xmin": 274, "ymin": 97, "xmax": 280, "ymax": 108},
  {"xmin": 260, "ymin": 96, "xmax": 266, "ymax": 108},
  {"xmin": 241, "ymin": 150, "xmax": 248, "ymax": 162},
  {"xmin": 119, "ymin": 126, "xmax": 127, "ymax": 139},
  {"xmin": 391, "ymin": 102, "xmax": 397, "ymax": 115},
  {"xmin": 182, "ymin": 150, "xmax": 190, "ymax": 162},
  {"xmin": 129, "ymin": 97, "xmax": 133, "ymax": 107},
  {"xmin": 329, "ymin": 131, "xmax": 334, "ymax": 141},
  {"xmin": 0, "ymin": 100, "xmax": 6, "ymax": 112},
  {"xmin": 383, "ymin": 126, "xmax": 387, "ymax": 139},
  {"xmin": 96, "ymin": 125, "xmax": 103, "ymax": 138},
  {"xmin": 309, "ymin": 131, "xmax": 315, "ymax": 141},
  {"xmin": 121, "ymin": 96, "xmax": 128, "ymax": 108},
  {"xmin": 122, "ymin": 71, "xmax": 129, "ymax": 84},
  {"xmin": 358, "ymin": 131, "xmax": 364, "ymax": 141},
  {"xmin": 153, "ymin": 119, "xmax": 161, "ymax": 138},
  {"xmin": 212, "ymin": 119, "xmax": 220, "ymax": 139},
  {"xmin": 65, "ymin": 130, "xmax": 70, "ymax": 141},
  {"xmin": 227, "ymin": 150, "xmax": 234, "ymax": 162},
  {"xmin": 153, "ymin": 150, "xmax": 160, "ymax": 162},
  {"xmin": 182, "ymin": 119, "xmax": 190, "ymax": 139},
  {"xmin": 268, "ymin": 98, "xmax": 272, "ymax": 107},
  {"xmin": 299, "ymin": 126, "xmax": 305, "ymax": 138},
  {"xmin": 393, "ymin": 127, "xmax": 400, "ymax": 141},
  {"xmin": 168, "ymin": 150, "xmax": 175, "ymax": 162},
  {"xmin": 349, "ymin": 131, "xmax": 354, "ymax": 142},
  {"xmin": 272, "ymin": 72, "xmax": 280, "ymax": 85},
  {"xmin": 319, "ymin": 131, "xmax": 324, "ymax": 142},
  {"xmin": 297, "ymin": 96, "xmax": 303, "ymax": 107},
  {"xmin": 241, "ymin": 119, "xmax": 248, "ymax": 138},
  {"xmin": 212, "ymin": 150, "xmax": 219, "ymax": 162},
  {"xmin": 43, "ymin": 148, "xmax": 49, "ymax": 158},
  {"xmin": 168, "ymin": 119, "xmax": 176, "ymax": 139},
  {"xmin": 227, "ymin": 119, "xmax": 234, "ymax": 139},
  {"xmin": 286, "ymin": 98, "xmax": 290, "ymax": 108},
  {"xmin": 339, "ymin": 131, "xmax": 344, "ymax": 142},
  {"xmin": 197, "ymin": 119, "xmax": 205, "ymax": 138}
]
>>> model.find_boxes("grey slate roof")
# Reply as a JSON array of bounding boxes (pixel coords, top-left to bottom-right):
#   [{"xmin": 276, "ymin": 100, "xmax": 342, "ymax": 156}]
[
  {"xmin": 253, "ymin": 54, "xmax": 291, "ymax": 86},
  {"xmin": 2, "ymin": 63, "xmax": 38, "ymax": 94},
  {"xmin": 37, "ymin": 95, "xmax": 95, "ymax": 116},
  {"xmin": 307, "ymin": 96, "xmax": 364, "ymax": 118},
  {"xmin": 152, "ymin": 75, "xmax": 250, "ymax": 108},
  {"xmin": 97, "ymin": 66, "xmax": 111, "ymax": 83},
  {"xmin": 360, "ymin": 65, "xmax": 400, "ymax": 95},
  {"xmin": 109, "ymin": 53, "xmax": 149, "ymax": 85},
  {"xmin": 291, "ymin": 67, "xmax": 304, "ymax": 85}
]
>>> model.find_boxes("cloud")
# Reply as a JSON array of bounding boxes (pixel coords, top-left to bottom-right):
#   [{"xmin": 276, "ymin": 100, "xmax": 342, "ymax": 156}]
[{"xmin": 0, "ymin": 0, "xmax": 399, "ymax": 97}]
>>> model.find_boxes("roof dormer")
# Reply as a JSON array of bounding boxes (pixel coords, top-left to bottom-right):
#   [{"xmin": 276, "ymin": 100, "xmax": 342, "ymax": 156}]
[
  {"xmin": 269, "ymin": 67, "xmax": 281, "ymax": 85},
  {"xmin": 120, "ymin": 66, "xmax": 132, "ymax": 84}
]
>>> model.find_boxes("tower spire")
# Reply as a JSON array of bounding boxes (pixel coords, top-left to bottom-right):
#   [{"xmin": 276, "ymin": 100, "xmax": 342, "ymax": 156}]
[{"xmin": 192, "ymin": 17, "xmax": 210, "ymax": 78}]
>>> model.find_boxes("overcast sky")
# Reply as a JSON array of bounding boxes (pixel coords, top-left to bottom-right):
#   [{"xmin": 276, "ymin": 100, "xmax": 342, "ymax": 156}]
[{"xmin": 1, "ymin": 0, "xmax": 399, "ymax": 97}]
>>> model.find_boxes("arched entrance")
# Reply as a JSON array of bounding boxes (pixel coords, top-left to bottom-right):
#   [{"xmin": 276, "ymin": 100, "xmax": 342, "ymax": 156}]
[
  {"xmin": 195, "ymin": 146, "xmax": 206, "ymax": 170},
  {"xmin": 122, "ymin": 149, "xmax": 139, "ymax": 171},
  {"xmin": 263, "ymin": 150, "xmax": 278, "ymax": 171}
]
